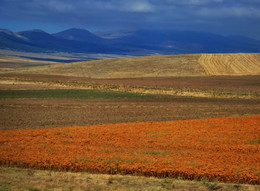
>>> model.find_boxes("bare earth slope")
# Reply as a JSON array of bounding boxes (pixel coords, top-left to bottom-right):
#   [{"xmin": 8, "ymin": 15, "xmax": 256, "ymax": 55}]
[{"xmin": 7, "ymin": 53, "xmax": 260, "ymax": 78}]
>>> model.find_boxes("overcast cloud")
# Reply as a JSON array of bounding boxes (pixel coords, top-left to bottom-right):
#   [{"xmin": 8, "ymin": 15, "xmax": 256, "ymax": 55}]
[{"xmin": 0, "ymin": 0, "xmax": 259, "ymax": 39}]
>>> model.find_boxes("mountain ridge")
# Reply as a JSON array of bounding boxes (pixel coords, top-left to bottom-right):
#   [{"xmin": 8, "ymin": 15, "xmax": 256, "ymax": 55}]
[
  {"xmin": 53, "ymin": 28, "xmax": 105, "ymax": 43},
  {"xmin": 0, "ymin": 28, "xmax": 260, "ymax": 54}
]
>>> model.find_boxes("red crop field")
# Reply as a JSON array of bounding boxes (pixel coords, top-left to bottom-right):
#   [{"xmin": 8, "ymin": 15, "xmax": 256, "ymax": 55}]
[{"xmin": 0, "ymin": 115, "xmax": 259, "ymax": 184}]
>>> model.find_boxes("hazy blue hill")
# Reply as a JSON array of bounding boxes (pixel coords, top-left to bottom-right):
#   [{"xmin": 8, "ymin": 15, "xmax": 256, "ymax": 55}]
[
  {"xmin": 0, "ymin": 29, "xmax": 45, "ymax": 52},
  {"xmin": 53, "ymin": 28, "xmax": 134, "ymax": 53},
  {"xmin": 53, "ymin": 28, "xmax": 105, "ymax": 43},
  {"xmin": 17, "ymin": 29, "xmax": 122, "ymax": 53},
  {"xmin": 224, "ymin": 35, "xmax": 260, "ymax": 52},
  {"xmin": 112, "ymin": 30, "xmax": 260, "ymax": 54},
  {"xmin": 17, "ymin": 30, "xmax": 84, "ymax": 52},
  {"xmin": 0, "ymin": 28, "xmax": 260, "ymax": 54}
]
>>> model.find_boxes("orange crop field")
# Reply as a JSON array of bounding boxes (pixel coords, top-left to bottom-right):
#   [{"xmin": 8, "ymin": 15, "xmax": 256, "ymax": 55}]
[{"xmin": 0, "ymin": 115, "xmax": 259, "ymax": 184}]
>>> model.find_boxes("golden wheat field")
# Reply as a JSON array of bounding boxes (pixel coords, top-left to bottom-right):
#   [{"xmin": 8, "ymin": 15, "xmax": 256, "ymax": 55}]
[{"xmin": 2, "ymin": 53, "xmax": 259, "ymax": 78}]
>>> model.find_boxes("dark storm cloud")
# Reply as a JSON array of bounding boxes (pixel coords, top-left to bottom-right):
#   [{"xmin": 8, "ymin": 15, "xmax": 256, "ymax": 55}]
[{"xmin": 0, "ymin": 0, "xmax": 260, "ymax": 39}]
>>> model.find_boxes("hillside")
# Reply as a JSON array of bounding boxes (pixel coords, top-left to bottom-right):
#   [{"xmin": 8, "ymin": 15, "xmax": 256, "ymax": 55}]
[
  {"xmin": 11, "ymin": 53, "xmax": 260, "ymax": 78},
  {"xmin": 1, "ymin": 29, "xmax": 260, "ymax": 54},
  {"xmin": 0, "ymin": 55, "xmax": 59, "ymax": 68}
]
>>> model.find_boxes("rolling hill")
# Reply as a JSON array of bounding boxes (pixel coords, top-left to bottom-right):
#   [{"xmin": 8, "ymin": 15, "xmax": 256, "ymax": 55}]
[
  {"xmin": 0, "ymin": 29, "xmax": 128, "ymax": 53},
  {"xmin": 11, "ymin": 53, "xmax": 260, "ymax": 78},
  {"xmin": 0, "ymin": 29, "xmax": 45, "ymax": 52},
  {"xmin": 112, "ymin": 30, "xmax": 260, "ymax": 54},
  {"xmin": 53, "ymin": 28, "xmax": 105, "ymax": 43}
]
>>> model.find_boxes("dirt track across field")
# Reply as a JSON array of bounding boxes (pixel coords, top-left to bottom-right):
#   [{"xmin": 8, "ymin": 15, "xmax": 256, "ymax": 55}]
[{"xmin": 1, "ymin": 97, "xmax": 259, "ymax": 130}]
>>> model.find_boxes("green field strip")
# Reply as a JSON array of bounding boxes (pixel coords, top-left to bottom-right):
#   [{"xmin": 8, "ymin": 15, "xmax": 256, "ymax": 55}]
[{"xmin": 0, "ymin": 89, "xmax": 156, "ymax": 99}]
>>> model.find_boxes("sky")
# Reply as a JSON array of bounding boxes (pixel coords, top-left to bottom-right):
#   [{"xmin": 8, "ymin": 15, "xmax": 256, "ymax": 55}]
[{"xmin": 0, "ymin": 0, "xmax": 260, "ymax": 40}]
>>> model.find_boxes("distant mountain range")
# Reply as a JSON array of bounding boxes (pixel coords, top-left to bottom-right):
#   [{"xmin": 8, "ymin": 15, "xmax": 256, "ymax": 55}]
[{"xmin": 1, "ymin": 28, "xmax": 260, "ymax": 54}]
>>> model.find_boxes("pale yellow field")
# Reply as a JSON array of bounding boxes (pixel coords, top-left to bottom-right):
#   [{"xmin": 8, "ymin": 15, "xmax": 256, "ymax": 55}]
[
  {"xmin": 0, "ymin": 55, "xmax": 58, "ymax": 67},
  {"xmin": 199, "ymin": 53, "xmax": 260, "ymax": 75},
  {"xmin": 1, "ymin": 53, "xmax": 260, "ymax": 78}
]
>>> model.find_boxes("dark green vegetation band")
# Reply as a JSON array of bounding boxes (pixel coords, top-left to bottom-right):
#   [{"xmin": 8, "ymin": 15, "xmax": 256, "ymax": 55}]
[{"xmin": 0, "ymin": 89, "xmax": 156, "ymax": 99}]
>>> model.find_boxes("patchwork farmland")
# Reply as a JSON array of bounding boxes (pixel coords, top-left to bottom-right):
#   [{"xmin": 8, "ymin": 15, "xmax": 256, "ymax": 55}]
[{"xmin": 0, "ymin": 53, "xmax": 259, "ymax": 190}]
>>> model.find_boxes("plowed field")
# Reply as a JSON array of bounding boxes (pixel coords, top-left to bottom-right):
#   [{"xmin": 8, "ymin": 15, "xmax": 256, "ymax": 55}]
[
  {"xmin": 0, "ymin": 115, "xmax": 259, "ymax": 184},
  {"xmin": 1, "ymin": 97, "xmax": 259, "ymax": 130}
]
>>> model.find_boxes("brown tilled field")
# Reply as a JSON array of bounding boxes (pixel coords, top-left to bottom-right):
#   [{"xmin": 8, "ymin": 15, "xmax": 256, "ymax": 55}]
[
  {"xmin": 0, "ymin": 73, "xmax": 259, "ymax": 130},
  {"xmin": 1, "ymin": 73, "xmax": 260, "ymax": 93},
  {"xmin": 0, "ymin": 97, "xmax": 260, "ymax": 130},
  {"xmin": 1, "ymin": 74, "xmax": 259, "ymax": 99}
]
